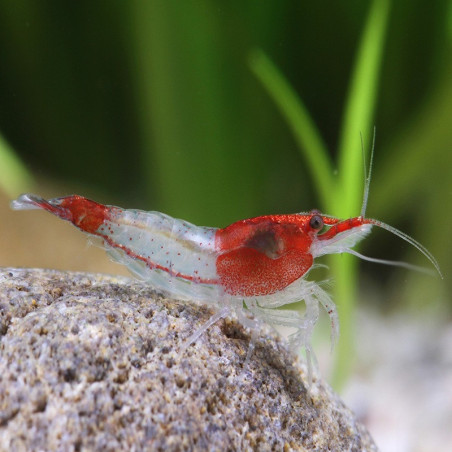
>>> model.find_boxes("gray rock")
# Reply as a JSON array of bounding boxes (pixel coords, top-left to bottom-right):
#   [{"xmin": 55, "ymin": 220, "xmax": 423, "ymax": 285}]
[{"xmin": 0, "ymin": 268, "xmax": 377, "ymax": 451}]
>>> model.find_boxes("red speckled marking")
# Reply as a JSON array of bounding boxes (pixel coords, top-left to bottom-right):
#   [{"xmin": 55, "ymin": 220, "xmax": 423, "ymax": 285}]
[{"xmin": 215, "ymin": 214, "xmax": 315, "ymax": 296}]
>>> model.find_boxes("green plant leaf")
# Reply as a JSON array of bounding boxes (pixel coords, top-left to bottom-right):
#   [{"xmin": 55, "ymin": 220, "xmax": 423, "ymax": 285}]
[
  {"xmin": 0, "ymin": 133, "xmax": 33, "ymax": 198},
  {"xmin": 332, "ymin": 0, "xmax": 391, "ymax": 388},
  {"xmin": 336, "ymin": 0, "xmax": 391, "ymax": 217}
]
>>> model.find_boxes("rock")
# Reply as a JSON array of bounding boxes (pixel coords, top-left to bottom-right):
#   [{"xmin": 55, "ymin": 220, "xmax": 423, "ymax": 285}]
[{"xmin": 0, "ymin": 268, "xmax": 377, "ymax": 451}]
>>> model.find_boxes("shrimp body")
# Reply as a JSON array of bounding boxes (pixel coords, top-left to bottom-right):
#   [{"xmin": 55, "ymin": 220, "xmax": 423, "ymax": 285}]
[{"xmin": 11, "ymin": 193, "xmax": 440, "ymax": 377}]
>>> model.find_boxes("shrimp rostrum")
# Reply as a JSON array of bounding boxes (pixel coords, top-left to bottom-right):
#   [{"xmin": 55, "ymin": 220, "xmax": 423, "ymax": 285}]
[{"xmin": 11, "ymin": 188, "xmax": 440, "ymax": 377}]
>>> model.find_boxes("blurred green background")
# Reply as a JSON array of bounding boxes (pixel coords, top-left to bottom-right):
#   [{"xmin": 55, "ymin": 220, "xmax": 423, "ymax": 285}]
[{"xmin": 0, "ymin": 0, "xmax": 450, "ymax": 383}]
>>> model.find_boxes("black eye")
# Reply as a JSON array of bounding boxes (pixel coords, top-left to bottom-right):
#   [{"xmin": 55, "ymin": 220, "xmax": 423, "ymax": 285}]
[{"xmin": 309, "ymin": 215, "xmax": 324, "ymax": 231}]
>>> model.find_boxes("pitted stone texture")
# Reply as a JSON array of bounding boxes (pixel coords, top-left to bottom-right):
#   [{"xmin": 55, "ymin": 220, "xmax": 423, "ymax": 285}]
[{"xmin": 0, "ymin": 268, "xmax": 377, "ymax": 451}]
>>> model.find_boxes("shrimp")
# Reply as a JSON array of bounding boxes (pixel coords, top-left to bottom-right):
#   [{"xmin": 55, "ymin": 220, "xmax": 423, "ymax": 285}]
[{"xmin": 11, "ymin": 170, "xmax": 441, "ymax": 380}]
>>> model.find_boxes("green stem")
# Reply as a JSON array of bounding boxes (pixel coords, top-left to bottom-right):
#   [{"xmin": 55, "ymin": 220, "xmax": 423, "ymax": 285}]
[{"xmin": 332, "ymin": 0, "xmax": 391, "ymax": 388}]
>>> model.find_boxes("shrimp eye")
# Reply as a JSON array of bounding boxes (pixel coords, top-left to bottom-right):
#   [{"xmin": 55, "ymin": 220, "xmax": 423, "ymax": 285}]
[{"xmin": 309, "ymin": 215, "xmax": 324, "ymax": 231}]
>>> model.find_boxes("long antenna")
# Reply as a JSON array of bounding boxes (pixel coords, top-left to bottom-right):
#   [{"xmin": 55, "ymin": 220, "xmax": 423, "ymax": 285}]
[
  {"xmin": 345, "ymin": 249, "xmax": 437, "ymax": 276},
  {"xmin": 360, "ymin": 127, "xmax": 376, "ymax": 218},
  {"xmin": 366, "ymin": 218, "xmax": 443, "ymax": 278}
]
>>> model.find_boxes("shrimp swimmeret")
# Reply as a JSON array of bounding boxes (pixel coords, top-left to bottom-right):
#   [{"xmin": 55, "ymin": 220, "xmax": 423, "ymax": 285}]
[{"xmin": 11, "ymin": 172, "xmax": 441, "ymax": 379}]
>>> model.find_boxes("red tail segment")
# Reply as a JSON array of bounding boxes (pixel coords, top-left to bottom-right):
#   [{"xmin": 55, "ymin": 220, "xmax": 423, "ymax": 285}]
[
  {"xmin": 51, "ymin": 196, "xmax": 112, "ymax": 233},
  {"xmin": 13, "ymin": 194, "xmax": 111, "ymax": 235}
]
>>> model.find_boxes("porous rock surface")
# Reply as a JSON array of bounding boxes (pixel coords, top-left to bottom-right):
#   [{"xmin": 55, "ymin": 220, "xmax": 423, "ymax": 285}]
[{"xmin": 0, "ymin": 268, "xmax": 377, "ymax": 451}]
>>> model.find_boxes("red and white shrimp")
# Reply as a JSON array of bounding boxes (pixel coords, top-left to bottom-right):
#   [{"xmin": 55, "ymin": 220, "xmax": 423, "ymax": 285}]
[{"xmin": 11, "ymin": 176, "xmax": 441, "ymax": 377}]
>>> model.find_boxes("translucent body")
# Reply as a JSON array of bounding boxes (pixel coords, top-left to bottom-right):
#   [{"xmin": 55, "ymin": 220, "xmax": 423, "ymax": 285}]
[
  {"xmin": 102, "ymin": 208, "xmax": 220, "ymax": 302},
  {"xmin": 11, "ymin": 193, "xmax": 440, "ymax": 379}
]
